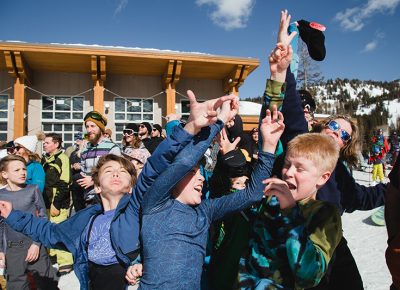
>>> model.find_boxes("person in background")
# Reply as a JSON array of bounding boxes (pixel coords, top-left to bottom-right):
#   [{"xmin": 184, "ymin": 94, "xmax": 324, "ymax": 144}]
[
  {"xmin": 0, "ymin": 155, "xmax": 58, "ymax": 290},
  {"xmin": 146, "ymin": 124, "xmax": 164, "ymax": 154},
  {"xmin": 385, "ymin": 154, "xmax": 400, "ymax": 290},
  {"xmin": 390, "ymin": 131, "xmax": 399, "ymax": 167},
  {"xmin": 103, "ymin": 128, "xmax": 113, "ymax": 142},
  {"xmin": 122, "ymin": 147, "xmax": 151, "ymax": 177},
  {"xmin": 121, "ymin": 123, "xmax": 142, "ymax": 154},
  {"xmin": 298, "ymin": 89, "xmax": 317, "ymax": 131},
  {"xmin": 73, "ymin": 111, "xmax": 121, "ymax": 210},
  {"xmin": 42, "ymin": 133, "xmax": 74, "ymax": 275},
  {"xmin": 13, "ymin": 133, "xmax": 46, "ymax": 193}
]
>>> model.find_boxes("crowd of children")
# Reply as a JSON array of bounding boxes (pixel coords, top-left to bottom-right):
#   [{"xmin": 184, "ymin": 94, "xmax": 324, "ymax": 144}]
[{"xmin": 0, "ymin": 9, "xmax": 397, "ymax": 290}]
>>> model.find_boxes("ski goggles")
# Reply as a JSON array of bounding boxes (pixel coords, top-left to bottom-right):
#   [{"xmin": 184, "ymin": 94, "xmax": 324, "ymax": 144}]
[
  {"xmin": 326, "ymin": 120, "xmax": 351, "ymax": 143},
  {"xmin": 84, "ymin": 111, "xmax": 106, "ymax": 125},
  {"xmin": 123, "ymin": 129, "xmax": 136, "ymax": 136}
]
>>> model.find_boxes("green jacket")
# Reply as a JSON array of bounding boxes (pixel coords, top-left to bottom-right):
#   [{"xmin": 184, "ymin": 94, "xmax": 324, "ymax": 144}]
[{"xmin": 42, "ymin": 150, "xmax": 71, "ymax": 210}]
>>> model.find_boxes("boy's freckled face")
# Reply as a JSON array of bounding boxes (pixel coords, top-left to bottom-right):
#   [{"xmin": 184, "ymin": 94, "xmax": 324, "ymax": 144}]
[
  {"xmin": 281, "ymin": 155, "xmax": 325, "ymax": 201},
  {"xmin": 97, "ymin": 160, "xmax": 133, "ymax": 196},
  {"xmin": 174, "ymin": 167, "xmax": 205, "ymax": 206}
]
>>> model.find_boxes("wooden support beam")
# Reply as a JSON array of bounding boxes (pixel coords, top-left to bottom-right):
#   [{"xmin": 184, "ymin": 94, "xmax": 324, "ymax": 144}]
[
  {"xmin": 163, "ymin": 60, "xmax": 175, "ymax": 89},
  {"xmin": 93, "ymin": 80, "xmax": 104, "ymax": 113},
  {"xmin": 4, "ymin": 51, "xmax": 18, "ymax": 78},
  {"xmin": 91, "ymin": 55, "xmax": 106, "ymax": 113},
  {"xmin": 91, "ymin": 56, "xmax": 98, "ymax": 81},
  {"xmin": 163, "ymin": 60, "xmax": 182, "ymax": 119},
  {"xmin": 236, "ymin": 65, "xmax": 249, "ymax": 88},
  {"xmin": 99, "ymin": 56, "xmax": 106, "ymax": 82},
  {"xmin": 224, "ymin": 65, "xmax": 243, "ymax": 94},
  {"xmin": 13, "ymin": 78, "xmax": 26, "ymax": 138},
  {"xmin": 14, "ymin": 52, "xmax": 32, "ymax": 85},
  {"xmin": 165, "ymin": 83, "xmax": 176, "ymax": 117}
]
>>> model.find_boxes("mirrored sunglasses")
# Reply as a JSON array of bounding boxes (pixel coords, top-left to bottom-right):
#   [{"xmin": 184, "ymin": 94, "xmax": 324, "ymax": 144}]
[{"xmin": 326, "ymin": 120, "xmax": 351, "ymax": 143}]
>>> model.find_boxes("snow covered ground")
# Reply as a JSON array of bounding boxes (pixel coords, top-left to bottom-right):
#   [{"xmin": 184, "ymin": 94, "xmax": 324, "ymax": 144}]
[{"xmin": 58, "ymin": 168, "xmax": 392, "ymax": 290}]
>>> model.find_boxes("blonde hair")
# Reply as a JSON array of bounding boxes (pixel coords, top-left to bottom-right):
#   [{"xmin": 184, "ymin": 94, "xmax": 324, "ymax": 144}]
[
  {"xmin": 314, "ymin": 115, "xmax": 359, "ymax": 169},
  {"xmin": 287, "ymin": 133, "xmax": 339, "ymax": 173}
]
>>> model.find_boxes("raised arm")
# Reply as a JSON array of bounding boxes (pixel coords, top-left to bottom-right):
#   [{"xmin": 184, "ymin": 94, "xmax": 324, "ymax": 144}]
[
  {"xmin": 141, "ymin": 94, "xmax": 239, "ymax": 213},
  {"xmin": 204, "ymin": 106, "xmax": 285, "ymax": 221},
  {"xmin": 129, "ymin": 90, "xmax": 238, "ymax": 214}
]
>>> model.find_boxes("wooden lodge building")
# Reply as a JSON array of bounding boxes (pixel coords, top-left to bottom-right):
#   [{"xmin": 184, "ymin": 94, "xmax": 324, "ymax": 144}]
[{"xmin": 0, "ymin": 42, "xmax": 260, "ymax": 147}]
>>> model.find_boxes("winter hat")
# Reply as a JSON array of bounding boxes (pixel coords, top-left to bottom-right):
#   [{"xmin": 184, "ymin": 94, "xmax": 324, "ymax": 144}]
[
  {"xmin": 140, "ymin": 122, "xmax": 152, "ymax": 134},
  {"xmin": 298, "ymin": 90, "xmax": 316, "ymax": 112},
  {"xmin": 125, "ymin": 123, "xmax": 139, "ymax": 134},
  {"xmin": 297, "ymin": 20, "xmax": 326, "ymax": 61},
  {"xmin": 153, "ymin": 124, "xmax": 162, "ymax": 135},
  {"xmin": 123, "ymin": 148, "xmax": 151, "ymax": 164},
  {"xmin": 14, "ymin": 135, "xmax": 38, "ymax": 153},
  {"xmin": 84, "ymin": 111, "xmax": 107, "ymax": 132}
]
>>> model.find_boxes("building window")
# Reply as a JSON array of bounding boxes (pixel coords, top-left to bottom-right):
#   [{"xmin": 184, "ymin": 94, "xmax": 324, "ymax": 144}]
[
  {"xmin": 114, "ymin": 98, "xmax": 154, "ymax": 144},
  {"xmin": 0, "ymin": 95, "xmax": 8, "ymax": 141},
  {"xmin": 41, "ymin": 96, "xmax": 84, "ymax": 148}
]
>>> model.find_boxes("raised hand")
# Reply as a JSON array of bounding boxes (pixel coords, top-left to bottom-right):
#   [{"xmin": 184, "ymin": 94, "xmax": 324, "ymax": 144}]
[
  {"xmin": 0, "ymin": 200, "xmax": 12, "ymax": 218},
  {"xmin": 217, "ymin": 127, "xmax": 241, "ymax": 155},
  {"xmin": 269, "ymin": 42, "xmax": 293, "ymax": 78},
  {"xmin": 184, "ymin": 90, "xmax": 237, "ymax": 134},
  {"xmin": 260, "ymin": 105, "xmax": 285, "ymax": 153},
  {"xmin": 262, "ymin": 177, "xmax": 296, "ymax": 209},
  {"xmin": 277, "ymin": 10, "xmax": 297, "ymax": 46},
  {"xmin": 217, "ymin": 94, "xmax": 239, "ymax": 124}
]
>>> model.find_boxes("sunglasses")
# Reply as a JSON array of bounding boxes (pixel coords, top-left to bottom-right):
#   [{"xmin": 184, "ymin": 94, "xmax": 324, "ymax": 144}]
[
  {"xmin": 139, "ymin": 124, "xmax": 146, "ymax": 129},
  {"xmin": 123, "ymin": 129, "xmax": 135, "ymax": 136},
  {"xmin": 152, "ymin": 128, "xmax": 158, "ymax": 132},
  {"xmin": 84, "ymin": 111, "xmax": 106, "ymax": 125},
  {"xmin": 6, "ymin": 147, "xmax": 15, "ymax": 154},
  {"xmin": 326, "ymin": 120, "xmax": 352, "ymax": 143}
]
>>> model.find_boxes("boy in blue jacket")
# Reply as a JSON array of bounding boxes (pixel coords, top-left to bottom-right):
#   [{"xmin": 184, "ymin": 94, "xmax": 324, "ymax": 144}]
[
  {"xmin": 0, "ymin": 91, "xmax": 237, "ymax": 290},
  {"xmin": 133, "ymin": 94, "xmax": 285, "ymax": 288}
]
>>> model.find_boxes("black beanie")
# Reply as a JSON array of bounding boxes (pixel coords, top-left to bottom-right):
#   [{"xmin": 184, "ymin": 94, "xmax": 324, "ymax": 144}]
[
  {"xmin": 125, "ymin": 123, "xmax": 138, "ymax": 133},
  {"xmin": 297, "ymin": 20, "xmax": 326, "ymax": 61},
  {"xmin": 140, "ymin": 122, "xmax": 152, "ymax": 134}
]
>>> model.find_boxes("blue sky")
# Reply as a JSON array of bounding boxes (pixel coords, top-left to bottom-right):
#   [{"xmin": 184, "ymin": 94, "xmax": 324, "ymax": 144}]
[{"xmin": 1, "ymin": 0, "xmax": 399, "ymax": 99}]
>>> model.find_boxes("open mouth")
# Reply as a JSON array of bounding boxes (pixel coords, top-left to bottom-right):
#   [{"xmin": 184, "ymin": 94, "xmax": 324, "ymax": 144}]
[
  {"xmin": 194, "ymin": 185, "xmax": 203, "ymax": 193},
  {"xmin": 286, "ymin": 181, "xmax": 296, "ymax": 190}
]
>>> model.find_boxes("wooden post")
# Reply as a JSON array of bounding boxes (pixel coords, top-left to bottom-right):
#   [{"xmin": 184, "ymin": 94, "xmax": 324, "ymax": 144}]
[
  {"xmin": 13, "ymin": 78, "xmax": 26, "ymax": 138},
  {"xmin": 92, "ymin": 56, "xmax": 106, "ymax": 113},
  {"xmin": 93, "ymin": 80, "xmax": 104, "ymax": 113},
  {"xmin": 163, "ymin": 60, "xmax": 182, "ymax": 120},
  {"xmin": 165, "ymin": 83, "xmax": 176, "ymax": 116}
]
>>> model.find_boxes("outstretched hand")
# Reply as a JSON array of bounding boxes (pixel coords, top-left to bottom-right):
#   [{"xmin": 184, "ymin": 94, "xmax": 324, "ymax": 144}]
[
  {"xmin": 259, "ymin": 105, "xmax": 285, "ymax": 153},
  {"xmin": 269, "ymin": 42, "xmax": 293, "ymax": 76},
  {"xmin": 0, "ymin": 200, "xmax": 13, "ymax": 219},
  {"xmin": 184, "ymin": 90, "xmax": 238, "ymax": 135},
  {"xmin": 269, "ymin": 10, "xmax": 296, "ymax": 82},
  {"xmin": 217, "ymin": 127, "xmax": 241, "ymax": 155},
  {"xmin": 277, "ymin": 10, "xmax": 297, "ymax": 46}
]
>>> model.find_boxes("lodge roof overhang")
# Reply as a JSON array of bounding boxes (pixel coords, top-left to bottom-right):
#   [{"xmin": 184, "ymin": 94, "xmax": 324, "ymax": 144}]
[{"xmin": 0, "ymin": 42, "xmax": 259, "ymax": 81}]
